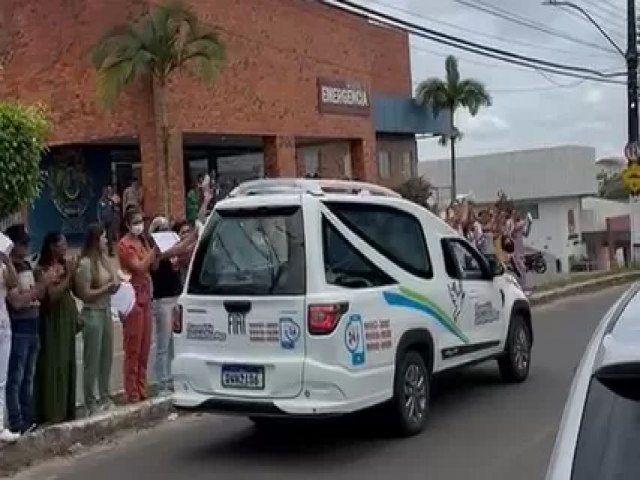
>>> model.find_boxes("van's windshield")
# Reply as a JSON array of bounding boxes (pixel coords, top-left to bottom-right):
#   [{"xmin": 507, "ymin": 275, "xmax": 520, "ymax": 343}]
[{"xmin": 187, "ymin": 206, "xmax": 306, "ymax": 296}]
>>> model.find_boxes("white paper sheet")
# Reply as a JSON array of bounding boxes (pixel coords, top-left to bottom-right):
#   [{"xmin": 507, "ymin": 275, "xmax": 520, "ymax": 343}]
[
  {"xmin": 151, "ymin": 231, "xmax": 180, "ymax": 253},
  {"xmin": 110, "ymin": 282, "xmax": 136, "ymax": 317},
  {"xmin": 0, "ymin": 232, "xmax": 14, "ymax": 256}
]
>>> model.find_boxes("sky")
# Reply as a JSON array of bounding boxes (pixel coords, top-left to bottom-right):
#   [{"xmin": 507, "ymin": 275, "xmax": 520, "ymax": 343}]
[{"xmin": 350, "ymin": 0, "xmax": 629, "ymax": 161}]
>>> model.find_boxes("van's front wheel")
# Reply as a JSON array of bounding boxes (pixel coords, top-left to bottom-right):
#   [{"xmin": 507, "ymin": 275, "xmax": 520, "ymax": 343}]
[{"xmin": 390, "ymin": 350, "xmax": 430, "ymax": 437}]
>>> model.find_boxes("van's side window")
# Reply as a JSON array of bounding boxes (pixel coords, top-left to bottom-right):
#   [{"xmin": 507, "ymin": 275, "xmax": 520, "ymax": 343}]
[
  {"xmin": 442, "ymin": 238, "xmax": 487, "ymax": 281},
  {"xmin": 325, "ymin": 202, "xmax": 432, "ymax": 279},
  {"xmin": 322, "ymin": 218, "xmax": 396, "ymax": 289}
]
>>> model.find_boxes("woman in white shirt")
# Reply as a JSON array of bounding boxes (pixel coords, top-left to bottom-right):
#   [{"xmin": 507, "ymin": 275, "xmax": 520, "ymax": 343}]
[{"xmin": 0, "ymin": 251, "xmax": 20, "ymax": 442}]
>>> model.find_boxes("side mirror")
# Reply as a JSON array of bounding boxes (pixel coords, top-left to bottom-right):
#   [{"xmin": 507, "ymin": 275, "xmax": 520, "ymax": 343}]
[{"xmin": 487, "ymin": 256, "xmax": 505, "ymax": 277}]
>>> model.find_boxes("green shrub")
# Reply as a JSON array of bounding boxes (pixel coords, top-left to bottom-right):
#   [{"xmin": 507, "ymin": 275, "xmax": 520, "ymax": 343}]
[{"xmin": 0, "ymin": 101, "xmax": 51, "ymax": 217}]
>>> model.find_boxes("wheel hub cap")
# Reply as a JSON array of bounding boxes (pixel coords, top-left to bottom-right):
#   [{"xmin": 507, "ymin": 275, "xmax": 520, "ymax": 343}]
[
  {"xmin": 403, "ymin": 364, "xmax": 427, "ymax": 424},
  {"xmin": 513, "ymin": 327, "xmax": 530, "ymax": 372}
]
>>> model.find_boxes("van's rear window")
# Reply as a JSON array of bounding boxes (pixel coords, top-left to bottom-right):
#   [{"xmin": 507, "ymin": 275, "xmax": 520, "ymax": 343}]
[{"xmin": 187, "ymin": 206, "xmax": 306, "ymax": 296}]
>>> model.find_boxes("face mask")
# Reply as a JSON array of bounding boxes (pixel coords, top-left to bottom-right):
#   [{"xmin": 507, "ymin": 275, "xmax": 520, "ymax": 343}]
[{"xmin": 130, "ymin": 224, "xmax": 144, "ymax": 236}]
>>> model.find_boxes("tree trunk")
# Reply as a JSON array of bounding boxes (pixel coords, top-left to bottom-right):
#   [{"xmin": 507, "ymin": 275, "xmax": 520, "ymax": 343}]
[
  {"xmin": 449, "ymin": 113, "xmax": 457, "ymax": 203},
  {"xmin": 153, "ymin": 78, "xmax": 170, "ymax": 216}
]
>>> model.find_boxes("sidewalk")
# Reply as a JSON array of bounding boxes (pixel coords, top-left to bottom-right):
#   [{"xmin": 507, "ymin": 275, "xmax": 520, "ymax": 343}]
[{"xmin": 1, "ymin": 268, "xmax": 639, "ymax": 475}]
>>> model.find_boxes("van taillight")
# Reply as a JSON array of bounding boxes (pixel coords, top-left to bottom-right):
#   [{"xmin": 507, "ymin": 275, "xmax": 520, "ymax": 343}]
[
  {"xmin": 173, "ymin": 305, "xmax": 183, "ymax": 334},
  {"xmin": 308, "ymin": 302, "xmax": 348, "ymax": 335}
]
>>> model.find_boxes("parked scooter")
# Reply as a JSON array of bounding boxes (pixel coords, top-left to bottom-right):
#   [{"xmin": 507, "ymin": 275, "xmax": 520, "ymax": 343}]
[{"xmin": 524, "ymin": 251, "xmax": 547, "ymax": 274}]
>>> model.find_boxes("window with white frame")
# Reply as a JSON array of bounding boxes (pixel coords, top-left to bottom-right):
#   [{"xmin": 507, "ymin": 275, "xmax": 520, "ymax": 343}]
[
  {"xmin": 378, "ymin": 151, "xmax": 390, "ymax": 178},
  {"xmin": 302, "ymin": 148, "xmax": 319, "ymax": 176},
  {"xmin": 401, "ymin": 151, "xmax": 413, "ymax": 179}
]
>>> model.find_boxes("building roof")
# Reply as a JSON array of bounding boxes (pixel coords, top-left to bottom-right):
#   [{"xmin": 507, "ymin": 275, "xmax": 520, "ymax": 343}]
[{"xmin": 418, "ymin": 145, "xmax": 597, "ymax": 203}]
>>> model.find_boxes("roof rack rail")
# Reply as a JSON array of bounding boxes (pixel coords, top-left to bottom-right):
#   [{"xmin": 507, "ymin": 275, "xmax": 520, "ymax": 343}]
[{"xmin": 228, "ymin": 178, "xmax": 401, "ymax": 199}]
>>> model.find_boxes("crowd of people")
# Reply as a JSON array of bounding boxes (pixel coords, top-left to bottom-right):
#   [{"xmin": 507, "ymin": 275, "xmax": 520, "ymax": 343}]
[
  {"xmin": 0, "ymin": 178, "xmax": 207, "ymax": 443},
  {"xmin": 441, "ymin": 192, "xmax": 532, "ymax": 292}
]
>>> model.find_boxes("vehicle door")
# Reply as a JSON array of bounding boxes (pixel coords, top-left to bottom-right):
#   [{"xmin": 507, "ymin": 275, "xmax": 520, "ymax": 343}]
[
  {"xmin": 317, "ymin": 200, "xmax": 437, "ymax": 374},
  {"xmin": 440, "ymin": 237, "xmax": 504, "ymax": 361},
  {"xmin": 179, "ymin": 203, "xmax": 307, "ymax": 399}
]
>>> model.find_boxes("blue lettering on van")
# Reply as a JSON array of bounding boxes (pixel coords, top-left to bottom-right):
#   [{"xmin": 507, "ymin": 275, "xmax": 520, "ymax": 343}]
[
  {"xmin": 279, "ymin": 318, "xmax": 301, "ymax": 350},
  {"xmin": 345, "ymin": 314, "xmax": 366, "ymax": 366}
]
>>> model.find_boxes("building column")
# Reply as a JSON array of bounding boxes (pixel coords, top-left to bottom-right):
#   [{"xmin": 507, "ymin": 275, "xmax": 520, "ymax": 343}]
[
  {"xmin": 350, "ymin": 136, "xmax": 377, "ymax": 182},
  {"xmin": 263, "ymin": 135, "xmax": 297, "ymax": 177}
]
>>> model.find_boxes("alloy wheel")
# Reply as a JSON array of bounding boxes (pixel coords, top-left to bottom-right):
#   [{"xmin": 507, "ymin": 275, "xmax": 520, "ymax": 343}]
[{"xmin": 403, "ymin": 363, "xmax": 427, "ymax": 425}]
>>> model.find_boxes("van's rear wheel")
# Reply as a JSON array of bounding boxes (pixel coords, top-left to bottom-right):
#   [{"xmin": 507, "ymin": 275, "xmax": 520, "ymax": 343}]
[{"xmin": 390, "ymin": 350, "xmax": 430, "ymax": 437}]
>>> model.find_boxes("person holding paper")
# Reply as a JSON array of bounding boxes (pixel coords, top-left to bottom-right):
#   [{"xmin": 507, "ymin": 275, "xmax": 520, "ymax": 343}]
[
  {"xmin": 118, "ymin": 208, "xmax": 156, "ymax": 403},
  {"xmin": 35, "ymin": 232, "xmax": 79, "ymax": 425},
  {"xmin": 74, "ymin": 224, "xmax": 119, "ymax": 415},
  {"xmin": 149, "ymin": 217, "xmax": 184, "ymax": 395},
  {"xmin": 0, "ymin": 248, "xmax": 20, "ymax": 442},
  {"xmin": 4, "ymin": 225, "xmax": 50, "ymax": 435}
]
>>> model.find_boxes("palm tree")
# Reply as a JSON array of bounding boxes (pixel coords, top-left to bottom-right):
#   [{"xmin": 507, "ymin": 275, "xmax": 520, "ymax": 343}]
[
  {"xmin": 91, "ymin": 0, "xmax": 225, "ymax": 215},
  {"xmin": 415, "ymin": 55, "xmax": 492, "ymax": 202}
]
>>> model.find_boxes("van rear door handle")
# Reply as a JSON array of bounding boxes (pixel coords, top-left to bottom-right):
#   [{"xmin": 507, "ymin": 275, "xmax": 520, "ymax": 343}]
[{"xmin": 223, "ymin": 301, "xmax": 252, "ymax": 314}]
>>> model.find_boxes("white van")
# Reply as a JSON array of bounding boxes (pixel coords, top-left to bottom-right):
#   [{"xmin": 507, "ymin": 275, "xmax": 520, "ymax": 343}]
[{"xmin": 172, "ymin": 179, "xmax": 532, "ymax": 436}]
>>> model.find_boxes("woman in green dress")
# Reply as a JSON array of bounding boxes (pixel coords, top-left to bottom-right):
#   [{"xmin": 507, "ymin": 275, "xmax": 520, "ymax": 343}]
[{"xmin": 35, "ymin": 232, "xmax": 79, "ymax": 425}]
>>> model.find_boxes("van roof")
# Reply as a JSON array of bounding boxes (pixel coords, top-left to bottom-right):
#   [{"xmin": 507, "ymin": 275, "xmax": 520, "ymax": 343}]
[{"xmin": 228, "ymin": 178, "xmax": 402, "ymax": 199}]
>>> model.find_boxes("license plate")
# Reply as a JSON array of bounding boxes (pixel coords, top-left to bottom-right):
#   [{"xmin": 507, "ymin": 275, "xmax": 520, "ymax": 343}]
[{"xmin": 221, "ymin": 365, "xmax": 265, "ymax": 390}]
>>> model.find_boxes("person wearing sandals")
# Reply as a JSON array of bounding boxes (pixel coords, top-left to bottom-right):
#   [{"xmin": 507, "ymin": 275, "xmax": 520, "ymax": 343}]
[{"xmin": 75, "ymin": 224, "xmax": 120, "ymax": 415}]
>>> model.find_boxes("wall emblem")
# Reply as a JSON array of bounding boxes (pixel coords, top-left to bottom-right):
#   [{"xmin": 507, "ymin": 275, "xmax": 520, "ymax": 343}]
[{"xmin": 48, "ymin": 148, "xmax": 92, "ymax": 234}]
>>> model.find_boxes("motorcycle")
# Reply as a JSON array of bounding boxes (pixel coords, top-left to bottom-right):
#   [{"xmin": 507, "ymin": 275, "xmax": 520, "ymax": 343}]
[{"xmin": 524, "ymin": 251, "xmax": 547, "ymax": 274}]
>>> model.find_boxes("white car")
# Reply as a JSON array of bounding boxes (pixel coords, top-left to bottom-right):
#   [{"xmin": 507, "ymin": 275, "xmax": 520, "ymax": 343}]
[
  {"xmin": 546, "ymin": 284, "xmax": 640, "ymax": 480},
  {"xmin": 172, "ymin": 179, "xmax": 532, "ymax": 436}
]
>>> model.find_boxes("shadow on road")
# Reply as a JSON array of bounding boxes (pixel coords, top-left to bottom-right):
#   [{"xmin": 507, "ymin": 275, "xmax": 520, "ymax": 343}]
[{"xmin": 181, "ymin": 365, "xmax": 511, "ymax": 467}]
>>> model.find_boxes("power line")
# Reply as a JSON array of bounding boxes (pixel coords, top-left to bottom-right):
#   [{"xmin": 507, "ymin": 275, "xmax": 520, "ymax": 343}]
[
  {"xmin": 368, "ymin": 0, "xmax": 618, "ymax": 59},
  {"xmin": 452, "ymin": 0, "xmax": 619, "ymax": 54},
  {"xmin": 325, "ymin": 0, "xmax": 626, "ymax": 84}
]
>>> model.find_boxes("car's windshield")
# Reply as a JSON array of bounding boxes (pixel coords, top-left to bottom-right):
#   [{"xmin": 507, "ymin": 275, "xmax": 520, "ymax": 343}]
[
  {"xmin": 571, "ymin": 367, "xmax": 640, "ymax": 480},
  {"xmin": 187, "ymin": 206, "xmax": 305, "ymax": 296}
]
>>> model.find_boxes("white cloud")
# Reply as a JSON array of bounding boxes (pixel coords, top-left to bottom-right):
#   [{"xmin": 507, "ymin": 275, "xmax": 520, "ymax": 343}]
[{"xmin": 354, "ymin": 0, "xmax": 629, "ymax": 161}]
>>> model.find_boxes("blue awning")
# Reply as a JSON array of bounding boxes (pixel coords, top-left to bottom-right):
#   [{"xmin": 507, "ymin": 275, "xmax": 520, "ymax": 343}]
[{"xmin": 373, "ymin": 94, "xmax": 450, "ymax": 135}]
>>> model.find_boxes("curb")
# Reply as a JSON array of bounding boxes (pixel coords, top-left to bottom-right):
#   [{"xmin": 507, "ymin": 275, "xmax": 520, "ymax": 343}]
[
  {"xmin": 0, "ymin": 397, "xmax": 173, "ymax": 476},
  {"xmin": 2, "ymin": 271, "xmax": 639, "ymax": 475},
  {"xmin": 529, "ymin": 271, "xmax": 640, "ymax": 306}
]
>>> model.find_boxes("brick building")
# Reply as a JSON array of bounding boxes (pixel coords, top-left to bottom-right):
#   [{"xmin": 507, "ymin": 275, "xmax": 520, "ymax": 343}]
[{"xmin": 0, "ymin": 0, "xmax": 445, "ymax": 248}]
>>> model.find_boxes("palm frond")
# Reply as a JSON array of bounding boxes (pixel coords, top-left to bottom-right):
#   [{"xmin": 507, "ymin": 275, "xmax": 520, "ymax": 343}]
[
  {"xmin": 415, "ymin": 78, "xmax": 449, "ymax": 116},
  {"xmin": 458, "ymin": 79, "xmax": 492, "ymax": 116},
  {"xmin": 444, "ymin": 55, "xmax": 460, "ymax": 93},
  {"xmin": 90, "ymin": 0, "xmax": 226, "ymax": 107}
]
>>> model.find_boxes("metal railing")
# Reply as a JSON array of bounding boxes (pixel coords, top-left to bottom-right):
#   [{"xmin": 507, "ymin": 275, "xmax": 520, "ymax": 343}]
[{"xmin": 228, "ymin": 178, "xmax": 401, "ymax": 199}]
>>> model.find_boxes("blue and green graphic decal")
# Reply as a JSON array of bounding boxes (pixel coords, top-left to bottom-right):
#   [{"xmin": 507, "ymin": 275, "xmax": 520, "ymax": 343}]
[{"xmin": 383, "ymin": 286, "xmax": 470, "ymax": 344}]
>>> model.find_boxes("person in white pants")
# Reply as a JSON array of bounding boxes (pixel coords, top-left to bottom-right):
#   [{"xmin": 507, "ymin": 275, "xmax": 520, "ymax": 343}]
[{"xmin": 0, "ymin": 251, "xmax": 20, "ymax": 443}]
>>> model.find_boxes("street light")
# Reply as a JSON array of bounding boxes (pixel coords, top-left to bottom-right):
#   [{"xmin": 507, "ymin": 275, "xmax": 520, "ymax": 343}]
[
  {"xmin": 542, "ymin": 1, "xmax": 624, "ymax": 57},
  {"xmin": 542, "ymin": 0, "xmax": 637, "ymax": 145}
]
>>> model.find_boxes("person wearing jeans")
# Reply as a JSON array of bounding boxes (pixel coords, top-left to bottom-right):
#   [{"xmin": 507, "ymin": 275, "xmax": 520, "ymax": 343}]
[
  {"xmin": 4, "ymin": 224, "xmax": 48, "ymax": 434},
  {"xmin": 149, "ymin": 217, "xmax": 185, "ymax": 395},
  {"xmin": 0, "ymin": 251, "xmax": 19, "ymax": 442}
]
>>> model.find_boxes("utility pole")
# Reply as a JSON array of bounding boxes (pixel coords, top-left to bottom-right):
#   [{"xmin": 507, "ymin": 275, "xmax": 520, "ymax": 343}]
[
  {"xmin": 627, "ymin": 0, "xmax": 638, "ymax": 145},
  {"xmin": 627, "ymin": 0, "xmax": 640, "ymax": 265}
]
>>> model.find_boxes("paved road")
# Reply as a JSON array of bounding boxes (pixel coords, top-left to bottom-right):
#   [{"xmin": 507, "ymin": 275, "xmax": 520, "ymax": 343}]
[{"xmin": 13, "ymin": 287, "xmax": 626, "ymax": 480}]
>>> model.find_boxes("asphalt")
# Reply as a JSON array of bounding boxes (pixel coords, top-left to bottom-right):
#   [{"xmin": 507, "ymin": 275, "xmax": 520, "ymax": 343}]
[{"xmin": 9, "ymin": 286, "xmax": 627, "ymax": 480}]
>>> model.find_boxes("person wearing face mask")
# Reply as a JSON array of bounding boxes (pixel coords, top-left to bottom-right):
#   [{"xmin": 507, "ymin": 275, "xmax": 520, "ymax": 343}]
[
  {"xmin": 118, "ymin": 208, "xmax": 156, "ymax": 403},
  {"xmin": 75, "ymin": 224, "xmax": 120, "ymax": 415}
]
